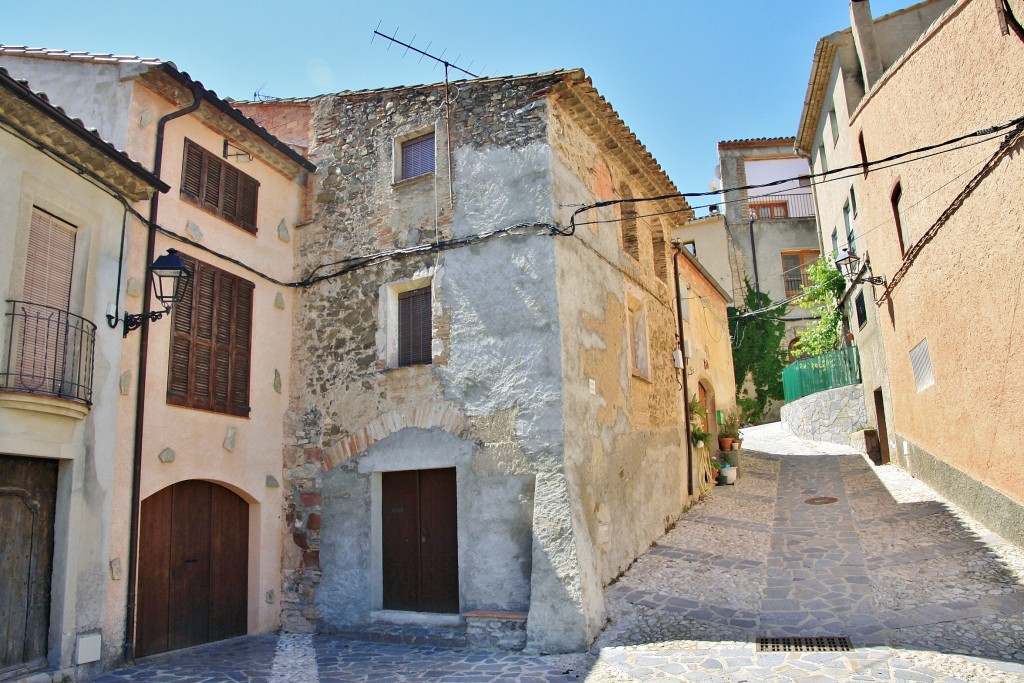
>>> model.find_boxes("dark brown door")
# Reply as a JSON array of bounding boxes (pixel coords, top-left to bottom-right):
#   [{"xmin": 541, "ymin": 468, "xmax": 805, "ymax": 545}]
[
  {"xmin": 0, "ymin": 455, "xmax": 57, "ymax": 678},
  {"xmin": 874, "ymin": 388, "xmax": 892, "ymax": 465},
  {"xmin": 136, "ymin": 480, "xmax": 248, "ymax": 657},
  {"xmin": 382, "ymin": 468, "xmax": 458, "ymax": 613}
]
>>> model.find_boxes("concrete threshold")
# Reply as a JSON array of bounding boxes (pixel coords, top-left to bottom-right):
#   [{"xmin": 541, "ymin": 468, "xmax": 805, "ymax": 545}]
[{"xmin": 369, "ymin": 610, "xmax": 462, "ymax": 627}]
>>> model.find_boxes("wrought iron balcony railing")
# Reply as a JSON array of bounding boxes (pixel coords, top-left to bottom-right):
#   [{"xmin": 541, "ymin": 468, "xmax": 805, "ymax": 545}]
[{"xmin": 1, "ymin": 300, "xmax": 96, "ymax": 405}]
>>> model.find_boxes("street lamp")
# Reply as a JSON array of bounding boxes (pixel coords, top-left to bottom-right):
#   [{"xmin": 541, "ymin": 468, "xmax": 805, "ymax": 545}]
[
  {"xmin": 834, "ymin": 248, "xmax": 886, "ymax": 287},
  {"xmin": 108, "ymin": 249, "xmax": 191, "ymax": 337}
]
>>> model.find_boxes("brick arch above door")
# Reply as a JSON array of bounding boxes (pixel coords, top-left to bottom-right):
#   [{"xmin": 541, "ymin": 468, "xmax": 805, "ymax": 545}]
[{"xmin": 323, "ymin": 401, "xmax": 468, "ymax": 470}]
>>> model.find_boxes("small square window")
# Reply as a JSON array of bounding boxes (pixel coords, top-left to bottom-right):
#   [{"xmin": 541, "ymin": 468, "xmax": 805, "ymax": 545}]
[
  {"xmin": 398, "ymin": 286, "xmax": 431, "ymax": 366},
  {"xmin": 855, "ymin": 292, "xmax": 867, "ymax": 329},
  {"xmin": 400, "ymin": 132, "xmax": 435, "ymax": 180}
]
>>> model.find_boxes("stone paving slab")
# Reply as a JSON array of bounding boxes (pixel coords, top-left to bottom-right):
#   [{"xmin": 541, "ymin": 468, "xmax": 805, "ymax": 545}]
[{"xmin": 94, "ymin": 423, "xmax": 1024, "ymax": 682}]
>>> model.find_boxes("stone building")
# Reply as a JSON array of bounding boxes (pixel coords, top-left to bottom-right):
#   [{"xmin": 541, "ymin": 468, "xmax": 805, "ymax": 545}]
[
  {"xmin": 796, "ymin": 0, "xmax": 1024, "ymax": 544},
  {"xmin": 238, "ymin": 69, "xmax": 709, "ymax": 652},
  {"xmin": 0, "ymin": 46, "xmax": 315, "ymax": 674},
  {"xmin": 0, "ymin": 66, "xmax": 165, "ymax": 682}
]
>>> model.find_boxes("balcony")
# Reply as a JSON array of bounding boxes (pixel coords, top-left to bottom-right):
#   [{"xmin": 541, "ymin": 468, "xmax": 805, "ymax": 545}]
[
  {"xmin": 748, "ymin": 192, "xmax": 815, "ymax": 220},
  {"xmin": 2, "ymin": 300, "xmax": 96, "ymax": 407}
]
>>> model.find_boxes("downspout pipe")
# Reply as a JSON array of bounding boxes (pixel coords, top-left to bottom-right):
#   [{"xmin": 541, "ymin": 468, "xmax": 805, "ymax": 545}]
[
  {"xmin": 124, "ymin": 82, "xmax": 205, "ymax": 663},
  {"xmin": 748, "ymin": 216, "xmax": 760, "ymax": 295},
  {"xmin": 673, "ymin": 246, "xmax": 695, "ymax": 498}
]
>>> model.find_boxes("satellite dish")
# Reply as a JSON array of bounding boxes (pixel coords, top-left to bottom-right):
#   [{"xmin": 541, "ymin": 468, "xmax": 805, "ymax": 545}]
[
  {"xmin": 709, "ymin": 179, "xmax": 719, "ymax": 192},
  {"xmin": 714, "ymin": 164, "xmax": 722, "ymax": 179}
]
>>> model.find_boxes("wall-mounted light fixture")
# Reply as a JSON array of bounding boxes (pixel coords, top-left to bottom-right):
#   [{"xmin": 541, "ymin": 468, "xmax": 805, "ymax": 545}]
[
  {"xmin": 223, "ymin": 139, "xmax": 252, "ymax": 162},
  {"xmin": 835, "ymin": 248, "xmax": 886, "ymax": 287},
  {"xmin": 107, "ymin": 249, "xmax": 191, "ymax": 337}
]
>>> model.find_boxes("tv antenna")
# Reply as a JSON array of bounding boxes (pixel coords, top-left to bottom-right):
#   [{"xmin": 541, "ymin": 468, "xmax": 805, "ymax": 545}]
[
  {"xmin": 372, "ymin": 24, "xmax": 488, "ymax": 210},
  {"xmin": 371, "ymin": 24, "xmax": 482, "ymax": 80}
]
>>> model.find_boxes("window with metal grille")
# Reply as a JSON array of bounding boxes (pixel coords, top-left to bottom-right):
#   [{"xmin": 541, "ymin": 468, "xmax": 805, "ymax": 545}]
[
  {"xmin": 781, "ymin": 250, "xmax": 819, "ymax": 298},
  {"xmin": 909, "ymin": 338, "xmax": 935, "ymax": 392},
  {"xmin": 180, "ymin": 139, "xmax": 260, "ymax": 233},
  {"xmin": 401, "ymin": 132, "xmax": 435, "ymax": 180},
  {"xmin": 167, "ymin": 254, "xmax": 253, "ymax": 416},
  {"xmin": 398, "ymin": 286, "xmax": 431, "ymax": 366}
]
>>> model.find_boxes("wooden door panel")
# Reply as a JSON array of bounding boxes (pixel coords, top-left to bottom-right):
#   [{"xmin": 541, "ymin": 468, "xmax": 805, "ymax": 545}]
[
  {"xmin": 0, "ymin": 455, "xmax": 57, "ymax": 674},
  {"xmin": 418, "ymin": 469, "xmax": 459, "ymax": 613},
  {"xmin": 381, "ymin": 469, "xmax": 458, "ymax": 614},
  {"xmin": 382, "ymin": 470, "xmax": 420, "ymax": 611},
  {"xmin": 209, "ymin": 485, "xmax": 248, "ymax": 641},
  {"xmin": 136, "ymin": 486, "xmax": 173, "ymax": 657},
  {"xmin": 137, "ymin": 480, "xmax": 248, "ymax": 656},
  {"xmin": 168, "ymin": 481, "xmax": 211, "ymax": 651}
]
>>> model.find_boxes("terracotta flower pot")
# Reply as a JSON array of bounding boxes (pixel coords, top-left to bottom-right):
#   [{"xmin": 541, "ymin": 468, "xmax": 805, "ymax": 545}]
[{"xmin": 718, "ymin": 437, "xmax": 734, "ymax": 450}]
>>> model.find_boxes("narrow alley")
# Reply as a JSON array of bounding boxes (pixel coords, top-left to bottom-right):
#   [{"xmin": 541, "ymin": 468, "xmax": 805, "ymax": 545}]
[{"xmin": 95, "ymin": 425, "xmax": 1024, "ymax": 682}]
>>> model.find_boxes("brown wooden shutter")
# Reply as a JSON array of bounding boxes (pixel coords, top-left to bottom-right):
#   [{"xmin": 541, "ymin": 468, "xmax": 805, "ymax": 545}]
[
  {"xmin": 231, "ymin": 280, "xmax": 253, "ymax": 415},
  {"xmin": 181, "ymin": 141, "xmax": 203, "ymax": 200},
  {"xmin": 239, "ymin": 176, "xmax": 259, "ymax": 233},
  {"xmin": 398, "ymin": 287, "xmax": 431, "ymax": 366},
  {"xmin": 165, "ymin": 255, "xmax": 253, "ymax": 417},
  {"xmin": 167, "ymin": 256, "xmax": 196, "ymax": 405},
  {"xmin": 222, "ymin": 165, "xmax": 240, "ymax": 224},
  {"xmin": 191, "ymin": 263, "xmax": 217, "ymax": 410},
  {"xmin": 179, "ymin": 140, "xmax": 259, "ymax": 233},
  {"xmin": 203, "ymin": 156, "xmax": 223, "ymax": 211}
]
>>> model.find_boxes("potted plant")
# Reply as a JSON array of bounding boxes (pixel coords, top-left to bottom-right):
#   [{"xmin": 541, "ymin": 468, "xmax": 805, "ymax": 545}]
[
  {"xmin": 719, "ymin": 409, "xmax": 740, "ymax": 451},
  {"xmin": 691, "ymin": 426, "xmax": 710, "ymax": 450},
  {"xmin": 709, "ymin": 456, "xmax": 723, "ymax": 483}
]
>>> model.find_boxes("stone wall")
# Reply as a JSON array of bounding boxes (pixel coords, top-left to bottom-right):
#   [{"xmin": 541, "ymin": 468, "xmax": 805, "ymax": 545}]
[
  {"xmin": 779, "ymin": 384, "xmax": 866, "ymax": 446},
  {"xmin": 277, "ymin": 73, "xmax": 611, "ymax": 653}
]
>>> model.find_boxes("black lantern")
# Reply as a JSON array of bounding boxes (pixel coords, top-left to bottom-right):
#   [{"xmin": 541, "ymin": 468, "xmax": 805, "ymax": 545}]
[
  {"xmin": 108, "ymin": 249, "xmax": 191, "ymax": 337},
  {"xmin": 835, "ymin": 247, "xmax": 885, "ymax": 287}
]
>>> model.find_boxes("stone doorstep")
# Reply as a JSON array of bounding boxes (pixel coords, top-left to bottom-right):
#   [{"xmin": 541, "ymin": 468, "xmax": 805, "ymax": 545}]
[{"xmin": 462, "ymin": 610, "xmax": 528, "ymax": 621}]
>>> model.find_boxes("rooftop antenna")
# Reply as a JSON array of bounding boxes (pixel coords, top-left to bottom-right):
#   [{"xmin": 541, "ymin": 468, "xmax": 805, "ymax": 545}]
[{"xmin": 371, "ymin": 24, "xmax": 484, "ymax": 210}]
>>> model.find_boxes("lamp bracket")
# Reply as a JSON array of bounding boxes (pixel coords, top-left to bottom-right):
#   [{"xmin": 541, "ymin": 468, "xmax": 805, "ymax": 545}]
[{"xmin": 117, "ymin": 306, "xmax": 171, "ymax": 337}]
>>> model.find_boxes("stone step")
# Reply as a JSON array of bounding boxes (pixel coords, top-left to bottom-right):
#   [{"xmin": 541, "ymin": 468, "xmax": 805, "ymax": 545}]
[{"xmin": 332, "ymin": 623, "xmax": 469, "ymax": 649}]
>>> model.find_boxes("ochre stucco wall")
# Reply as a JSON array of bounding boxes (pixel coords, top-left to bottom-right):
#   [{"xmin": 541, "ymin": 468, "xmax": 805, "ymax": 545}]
[{"xmin": 850, "ymin": 0, "xmax": 1024, "ymax": 508}]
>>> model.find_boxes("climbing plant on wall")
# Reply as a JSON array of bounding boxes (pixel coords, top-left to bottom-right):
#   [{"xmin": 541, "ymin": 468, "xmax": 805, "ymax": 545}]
[
  {"xmin": 792, "ymin": 256, "xmax": 847, "ymax": 357},
  {"xmin": 728, "ymin": 279, "xmax": 787, "ymax": 421}
]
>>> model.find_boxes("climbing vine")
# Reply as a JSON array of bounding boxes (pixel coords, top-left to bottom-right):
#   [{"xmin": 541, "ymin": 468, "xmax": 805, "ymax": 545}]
[
  {"xmin": 792, "ymin": 257, "xmax": 847, "ymax": 357},
  {"xmin": 728, "ymin": 279, "xmax": 787, "ymax": 421}
]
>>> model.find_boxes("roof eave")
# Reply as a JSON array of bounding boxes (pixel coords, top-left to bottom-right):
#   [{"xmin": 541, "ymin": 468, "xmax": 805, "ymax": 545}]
[{"xmin": 795, "ymin": 38, "xmax": 838, "ymax": 158}]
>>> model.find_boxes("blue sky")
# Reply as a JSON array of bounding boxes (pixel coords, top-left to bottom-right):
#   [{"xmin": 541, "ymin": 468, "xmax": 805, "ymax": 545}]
[{"xmin": 3, "ymin": 1, "xmax": 913, "ymax": 200}]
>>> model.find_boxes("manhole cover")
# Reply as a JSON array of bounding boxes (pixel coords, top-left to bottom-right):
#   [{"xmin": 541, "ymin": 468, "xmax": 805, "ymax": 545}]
[
  {"xmin": 804, "ymin": 496, "xmax": 839, "ymax": 505},
  {"xmin": 756, "ymin": 636, "xmax": 853, "ymax": 652}
]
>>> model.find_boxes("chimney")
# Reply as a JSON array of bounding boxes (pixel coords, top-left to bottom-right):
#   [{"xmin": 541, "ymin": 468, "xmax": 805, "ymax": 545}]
[{"xmin": 850, "ymin": 0, "xmax": 884, "ymax": 89}]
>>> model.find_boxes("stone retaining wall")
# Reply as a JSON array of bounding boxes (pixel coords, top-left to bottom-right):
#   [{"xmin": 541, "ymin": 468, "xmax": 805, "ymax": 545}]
[{"xmin": 779, "ymin": 384, "xmax": 866, "ymax": 446}]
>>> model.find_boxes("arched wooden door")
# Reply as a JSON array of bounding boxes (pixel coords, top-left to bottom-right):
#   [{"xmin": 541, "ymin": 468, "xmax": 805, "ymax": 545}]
[{"xmin": 136, "ymin": 480, "xmax": 248, "ymax": 657}]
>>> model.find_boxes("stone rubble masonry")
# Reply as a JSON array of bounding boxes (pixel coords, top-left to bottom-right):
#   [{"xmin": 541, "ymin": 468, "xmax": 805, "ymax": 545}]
[{"xmin": 779, "ymin": 384, "xmax": 867, "ymax": 446}]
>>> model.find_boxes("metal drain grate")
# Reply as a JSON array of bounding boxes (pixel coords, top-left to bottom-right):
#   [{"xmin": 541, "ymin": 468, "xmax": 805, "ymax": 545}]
[{"xmin": 756, "ymin": 636, "xmax": 853, "ymax": 652}]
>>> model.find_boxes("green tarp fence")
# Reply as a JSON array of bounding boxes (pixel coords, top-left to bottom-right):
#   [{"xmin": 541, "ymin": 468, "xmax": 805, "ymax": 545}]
[{"xmin": 782, "ymin": 346, "xmax": 861, "ymax": 403}]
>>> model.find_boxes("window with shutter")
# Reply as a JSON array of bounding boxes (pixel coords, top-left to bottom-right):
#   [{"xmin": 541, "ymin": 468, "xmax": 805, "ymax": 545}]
[
  {"xmin": 400, "ymin": 132, "xmax": 435, "ymax": 180},
  {"xmin": 180, "ymin": 139, "xmax": 260, "ymax": 234},
  {"xmin": 14, "ymin": 208, "xmax": 77, "ymax": 391},
  {"xmin": 397, "ymin": 286, "xmax": 431, "ymax": 367},
  {"xmin": 167, "ymin": 254, "xmax": 253, "ymax": 416}
]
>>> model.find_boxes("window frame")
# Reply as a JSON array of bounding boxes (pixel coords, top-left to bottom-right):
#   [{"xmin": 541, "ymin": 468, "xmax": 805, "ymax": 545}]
[
  {"xmin": 394, "ymin": 128, "xmax": 436, "ymax": 183},
  {"xmin": 781, "ymin": 249, "xmax": 820, "ymax": 298},
  {"xmin": 626, "ymin": 294, "xmax": 650, "ymax": 381},
  {"xmin": 166, "ymin": 253, "xmax": 254, "ymax": 417},
  {"xmin": 854, "ymin": 291, "xmax": 868, "ymax": 329},
  {"xmin": 180, "ymin": 138, "xmax": 260, "ymax": 234},
  {"xmin": 397, "ymin": 286, "xmax": 432, "ymax": 367},
  {"xmin": 380, "ymin": 275, "xmax": 434, "ymax": 369}
]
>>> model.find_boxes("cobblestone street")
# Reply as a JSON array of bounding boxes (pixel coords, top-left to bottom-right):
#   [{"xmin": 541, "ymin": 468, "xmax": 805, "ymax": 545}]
[{"xmin": 96, "ymin": 424, "xmax": 1024, "ymax": 682}]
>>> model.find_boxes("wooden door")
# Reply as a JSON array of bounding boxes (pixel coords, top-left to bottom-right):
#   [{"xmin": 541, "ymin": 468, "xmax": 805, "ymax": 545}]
[
  {"xmin": 136, "ymin": 481, "xmax": 248, "ymax": 657},
  {"xmin": 382, "ymin": 468, "xmax": 459, "ymax": 613},
  {"xmin": 0, "ymin": 455, "xmax": 57, "ymax": 678}
]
